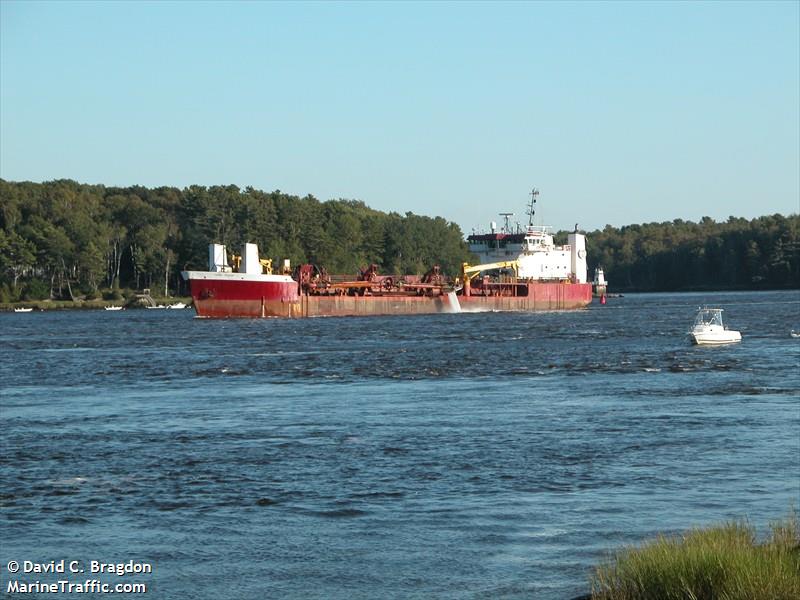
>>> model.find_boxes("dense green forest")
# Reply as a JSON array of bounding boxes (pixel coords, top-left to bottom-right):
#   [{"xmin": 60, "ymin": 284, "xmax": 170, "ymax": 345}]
[
  {"xmin": 0, "ymin": 179, "xmax": 471, "ymax": 302},
  {"xmin": 579, "ymin": 213, "xmax": 799, "ymax": 292},
  {"xmin": 0, "ymin": 179, "xmax": 797, "ymax": 302}
]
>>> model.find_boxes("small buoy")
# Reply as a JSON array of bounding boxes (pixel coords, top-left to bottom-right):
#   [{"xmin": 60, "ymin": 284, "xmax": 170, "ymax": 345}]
[{"xmin": 600, "ymin": 294, "xmax": 607, "ymax": 305}]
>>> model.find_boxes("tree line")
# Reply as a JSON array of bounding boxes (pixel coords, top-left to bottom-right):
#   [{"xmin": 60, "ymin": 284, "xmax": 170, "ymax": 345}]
[
  {"xmin": 0, "ymin": 179, "xmax": 471, "ymax": 301},
  {"xmin": 0, "ymin": 179, "xmax": 797, "ymax": 301},
  {"xmin": 579, "ymin": 214, "xmax": 799, "ymax": 292}
]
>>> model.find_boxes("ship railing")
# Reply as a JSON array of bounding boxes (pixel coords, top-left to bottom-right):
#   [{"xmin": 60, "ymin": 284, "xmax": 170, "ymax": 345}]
[
  {"xmin": 328, "ymin": 273, "xmax": 407, "ymax": 283},
  {"xmin": 525, "ymin": 225, "xmax": 553, "ymax": 234}
]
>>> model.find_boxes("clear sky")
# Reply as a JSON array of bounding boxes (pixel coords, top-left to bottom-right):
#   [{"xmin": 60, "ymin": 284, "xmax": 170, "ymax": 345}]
[{"xmin": 1, "ymin": 1, "xmax": 798, "ymax": 233}]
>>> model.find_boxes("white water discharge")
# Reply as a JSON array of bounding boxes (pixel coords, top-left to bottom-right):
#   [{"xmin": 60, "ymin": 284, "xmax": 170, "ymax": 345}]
[{"xmin": 444, "ymin": 291, "xmax": 462, "ymax": 313}]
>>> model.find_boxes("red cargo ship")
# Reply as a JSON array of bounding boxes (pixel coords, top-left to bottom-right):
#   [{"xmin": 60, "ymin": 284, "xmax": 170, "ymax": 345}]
[{"xmin": 182, "ymin": 191, "xmax": 592, "ymax": 318}]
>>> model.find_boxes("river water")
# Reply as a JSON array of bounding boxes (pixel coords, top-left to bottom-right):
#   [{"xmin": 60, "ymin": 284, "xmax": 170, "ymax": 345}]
[{"xmin": 1, "ymin": 291, "xmax": 798, "ymax": 599}]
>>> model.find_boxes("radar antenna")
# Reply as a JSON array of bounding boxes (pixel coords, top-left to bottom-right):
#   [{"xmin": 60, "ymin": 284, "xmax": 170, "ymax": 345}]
[
  {"xmin": 527, "ymin": 188, "xmax": 539, "ymax": 226},
  {"xmin": 498, "ymin": 212, "xmax": 514, "ymax": 233}
]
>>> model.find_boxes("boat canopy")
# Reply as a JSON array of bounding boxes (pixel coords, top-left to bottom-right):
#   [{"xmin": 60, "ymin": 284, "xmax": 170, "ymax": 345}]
[{"xmin": 693, "ymin": 307, "xmax": 725, "ymax": 329}]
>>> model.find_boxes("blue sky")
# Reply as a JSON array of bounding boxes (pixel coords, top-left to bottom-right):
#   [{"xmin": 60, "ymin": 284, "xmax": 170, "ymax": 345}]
[{"xmin": 1, "ymin": 1, "xmax": 798, "ymax": 233}]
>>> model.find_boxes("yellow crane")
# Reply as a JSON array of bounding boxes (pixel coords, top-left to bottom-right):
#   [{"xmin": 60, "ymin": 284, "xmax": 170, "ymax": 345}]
[
  {"xmin": 460, "ymin": 260, "xmax": 519, "ymax": 295},
  {"xmin": 462, "ymin": 260, "xmax": 519, "ymax": 280},
  {"xmin": 230, "ymin": 255, "xmax": 275, "ymax": 275}
]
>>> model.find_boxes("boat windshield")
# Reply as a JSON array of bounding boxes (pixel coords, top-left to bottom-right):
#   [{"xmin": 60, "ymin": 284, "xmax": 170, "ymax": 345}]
[{"xmin": 694, "ymin": 308, "xmax": 724, "ymax": 328}]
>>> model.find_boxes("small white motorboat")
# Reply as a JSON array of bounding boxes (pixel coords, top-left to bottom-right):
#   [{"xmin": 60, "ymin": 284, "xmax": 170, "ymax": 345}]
[
  {"xmin": 791, "ymin": 330, "xmax": 800, "ymax": 339},
  {"xmin": 689, "ymin": 307, "xmax": 741, "ymax": 345},
  {"xmin": 166, "ymin": 302, "xmax": 187, "ymax": 310},
  {"xmin": 146, "ymin": 305, "xmax": 166, "ymax": 309},
  {"xmin": 13, "ymin": 307, "xmax": 33, "ymax": 313},
  {"xmin": 104, "ymin": 306, "xmax": 124, "ymax": 311}
]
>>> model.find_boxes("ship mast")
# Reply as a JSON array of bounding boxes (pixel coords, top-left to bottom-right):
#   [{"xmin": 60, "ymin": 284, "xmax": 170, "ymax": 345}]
[
  {"xmin": 498, "ymin": 212, "xmax": 514, "ymax": 233},
  {"xmin": 527, "ymin": 188, "xmax": 539, "ymax": 226}
]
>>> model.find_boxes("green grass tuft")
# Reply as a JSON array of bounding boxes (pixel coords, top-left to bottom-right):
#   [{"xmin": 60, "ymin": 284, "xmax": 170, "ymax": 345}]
[{"xmin": 591, "ymin": 512, "xmax": 800, "ymax": 600}]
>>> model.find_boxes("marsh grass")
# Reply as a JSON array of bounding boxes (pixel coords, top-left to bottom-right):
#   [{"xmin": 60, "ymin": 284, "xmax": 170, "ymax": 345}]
[{"xmin": 591, "ymin": 513, "xmax": 800, "ymax": 600}]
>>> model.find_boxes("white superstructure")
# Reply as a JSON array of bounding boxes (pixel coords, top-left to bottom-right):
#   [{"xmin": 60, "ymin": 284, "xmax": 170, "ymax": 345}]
[
  {"xmin": 468, "ymin": 225, "xmax": 587, "ymax": 283},
  {"xmin": 184, "ymin": 243, "xmax": 295, "ymax": 286},
  {"xmin": 467, "ymin": 189, "xmax": 588, "ymax": 283},
  {"xmin": 209, "ymin": 243, "xmax": 232, "ymax": 273},
  {"xmin": 241, "ymin": 242, "xmax": 262, "ymax": 275}
]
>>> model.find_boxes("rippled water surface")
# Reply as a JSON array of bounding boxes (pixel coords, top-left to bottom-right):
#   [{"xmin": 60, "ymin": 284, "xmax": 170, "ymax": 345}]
[{"xmin": 2, "ymin": 291, "xmax": 799, "ymax": 599}]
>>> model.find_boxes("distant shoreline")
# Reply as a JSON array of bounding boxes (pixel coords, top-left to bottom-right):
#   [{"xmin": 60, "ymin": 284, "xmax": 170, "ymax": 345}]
[
  {"xmin": 1, "ymin": 297, "xmax": 192, "ymax": 312},
  {"xmin": 608, "ymin": 285, "xmax": 800, "ymax": 294}
]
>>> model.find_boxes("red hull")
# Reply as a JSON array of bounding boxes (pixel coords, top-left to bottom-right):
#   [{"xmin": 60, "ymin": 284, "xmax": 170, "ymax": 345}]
[
  {"xmin": 299, "ymin": 293, "xmax": 461, "ymax": 317},
  {"xmin": 186, "ymin": 275, "xmax": 300, "ymax": 318},
  {"xmin": 185, "ymin": 272, "xmax": 590, "ymax": 318},
  {"xmin": 459, "ymin": 282, "xmax": 592, "ymax": 311}
]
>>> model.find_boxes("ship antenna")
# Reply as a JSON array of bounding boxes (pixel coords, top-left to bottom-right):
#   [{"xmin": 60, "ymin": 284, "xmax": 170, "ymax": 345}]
[
  {"xmin": 499, "ymin": 212, "xmax": 514, "ymax": 233},
  {"xmin": 527, "ymin": 188, "xmax": 539, "ymax": 226}
]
